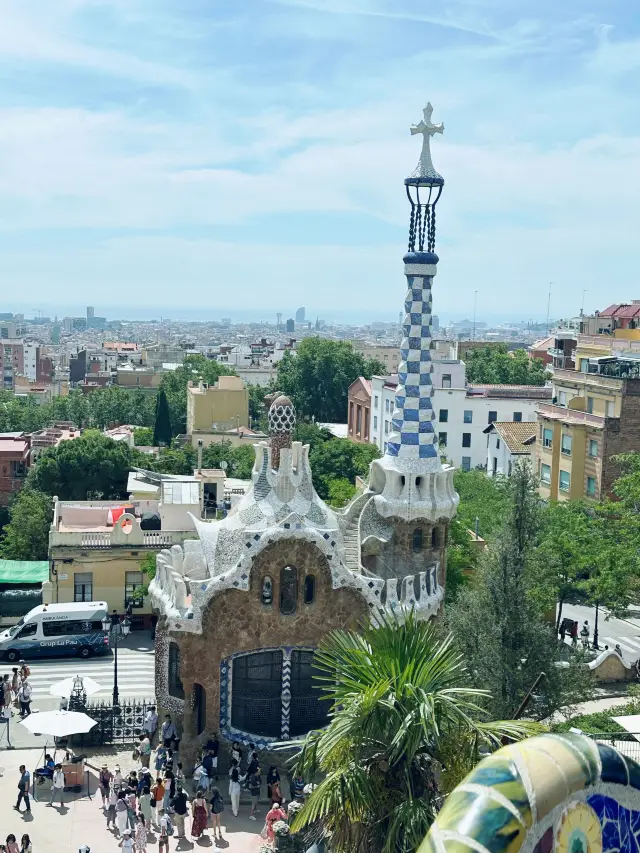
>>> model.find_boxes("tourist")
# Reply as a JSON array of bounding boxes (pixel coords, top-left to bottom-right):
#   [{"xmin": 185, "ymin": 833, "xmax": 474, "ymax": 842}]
[
  {"xmin": 134, "ymin": 813, "xmax": 147, "ymax": 853},
  {"xmin": 154, "ymin": 744, "xmax": 167, "ymax": 773},
  {"xmin": 615, "ymin": 644, "xmax": 623, "ymax": 657},
  {"xmin": 11, "ymin": 668, "xmax": 19, "ymax": 696},
  {"xmin": 270, "ymin": 777, "xmax": 284, "ymax": 806},
  {"xmin": 139, "ymin": 785, "xmax": 152, "ymax": 830},
  {"xmin": 291, "ymin": 773, "xmax": 305, "ymax": 801},
  {"xmin": 161, "ymin": 715, "xmax": 176, "ymax": 749},
  {"xmin": 231, "ymin": 741, "xmax": 242, "ymax": 767},
  {"xmin": 17, "ymin": 678, "xmax": 32, "ymax": 717},
  {"xmin": 209, "ymin": 786, "xmax": 224, "ymax": 841},
  {"xmin": 228, "ymin": 767, "xmax": 242, "ymax": 817},
  {"xmin": 126, "ymin": 787, "xmax": 138, "ymax": 830},
  {"xmin": 48, "ymin": 763, "xmax": 65, "ymax": 807},
  {"xmin": 190, "ymin": 788, "xmax": 208, "ymax": 838},
  {"xmin": 99, "ymin": 763, "xmax": 113, "ymax": 807},
  {"xmin": 113, "ymin": 764, "xmax": 124, "ymax": 792},
  {"xmin": 143, "ymin": 706, "xmax": 158, "ymax": 742},
  {"xmin": 19, "ymin": 660, "xmax": 30, "ymax": 681},
  {"xmin": 158, "ymin": 812, "xmax": 170, "ymax": 853},
  {"xmin": 580, "ymin": 621, "xmax": 590, "ymax": 649},
  {"xmin": 266, "ymin": 766, "xmax": 280, "ymax": 801},
  {"xmin": 138, "ymin": 733, "xmax": 152, "ymax": 769},
  {"xmin": 118, "ymin": 828, "xmax": 134, "ymax": 853},
  {"xmin": 247, "ymin": 751, "xmax": 259, "ymax": 776},
  {"xmin": 5, "ymin": 835, "xmax": 19, "ymax": 853},
  {"xmin": 2, "ymin": 673, "xmax": 12, "ymax": 709},
  {"xmin": 107, "ymin": 786, "xmax": 118, "ymax": 830},
  {"xmin": 35, "ymin": 753, "xmax": 55, "ymax": 781},
  {"xmin": 248, "ymin": 766, "xmax": 262, "ymax": 820},
  {"xmin": 14, "ymin": 765, "xmax": 31, "ymax": 813},
  {"xmin": 264, "ymin": 801, "xmax": 287, "ymax": 846},
  {"xmin": 115, "ymin": 791, "xmax": 129, "ymax": 837},
  {"xmin": 170, "ymin": 783, "xmax": 189, "ymax": 839},
  {"xmin": 162, "ymin": 771, "xmax": 175, "ymax": 813},
  {"xmin": 151, "ymin": 777, "xmax": 165, "ymax": 827},
  {"xmin": 19, "ymin": 835, "xmax": 32, "ymax": 853}
]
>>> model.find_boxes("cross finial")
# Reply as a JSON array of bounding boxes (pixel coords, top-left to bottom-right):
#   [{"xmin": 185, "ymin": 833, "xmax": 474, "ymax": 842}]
[{"xmin": 408, "ymin": 102, "xmax": 444, "ymax": 182}]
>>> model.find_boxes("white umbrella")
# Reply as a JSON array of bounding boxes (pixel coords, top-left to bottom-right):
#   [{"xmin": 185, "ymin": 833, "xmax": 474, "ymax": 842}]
[
  {"xmin": 19, "ymin": 710, "xmax": 97, "ymax": 737},
  {"xmin": 49, "ymin": 676, "xmax": 102, "ymax": 698}
]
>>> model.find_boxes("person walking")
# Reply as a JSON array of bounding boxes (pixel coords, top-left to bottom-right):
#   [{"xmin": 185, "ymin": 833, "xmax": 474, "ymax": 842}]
[
  {"xmin": 151, "ymin": 777, "xmax": 165, "ymax": 828},
  {"xmin": 139, "ymin": 785, "xmax": 152, "ymax": 831},
  {"xmin": 228, "ymin": 767, "xmax": 242, "ymax": 818},
  {"xmin": 248, "ymin": 767, "xmax": 262, "ymax": 820},
  {"xmin": 138, "ymin": 734, "xmax": 152, "ymax": 770},
  {"xmin": 99, "ymin": 764, "xmax": 113, "ymax": 807},
  {"xmin": 118, "ymin": 828, "xmax": 134, "ymax": 853},
  {"xmin": 11, "ymin": 667, "xmax": 19, "ymax": 697},
  {"xmin": 580, "ymin": 620, "xmax": 590, "ymax": 649},
  {"xmin": 48, "ymin": 763, "xmax": 65, "ymax": 808},
  {"xmin": 14, "ymin": 765, "xmax": 31, "ymax": 813},
  {"xmin": 190, "ymin": 788, "xmax": 208, "ymax": 839},
  {"xmin": 19, "ymin": 660, "xmax": 30, "ymax": 681},
  {"xmin": 158, "ymin": 812, "xmax": 170, "ymax": 853},
  {"xmin": 170, "ymin": 783, "xmax": 189, "ymax": 839},
  {"xmin": 2, "ymin": 674, "xmax": 12, "ymax": 710},
  {"xmin": 115, "ymin": 791, "xmax": 129, "ymax": 837},
  {"xmin": 134, "ymin": 813, "xmax": 148, "ymax": 853},
  {"xmin": 17, "ymin": 679, "xmax": 32, "ymax": 718},
  {"xmin": 107, "ymin": 786, "xmax": 118, "ymax": 830},
  {"xmin": 154, "ymin": 744, "xmax": 167, "ymax": 774},
  {"xmin": 264, "ymin": 801, "xmax": 287, "ymax": 846},
  {"xmin": 143, "ymin": 706, "xmax": 158, "ymax": 743},
  {"xmin": 162, "ymin": 772, "xmax": 175, "ymax": 814},
  {"xmin": 266, "ymin": 765, "xmax": 280, "ymax": 802},
  {"xmin": 160, "ymin": 715, "xmax": 176, "ymax": 749},
  {"xmin": 209, "ymin": 786, "xmax": 224, "ymax": 842}
]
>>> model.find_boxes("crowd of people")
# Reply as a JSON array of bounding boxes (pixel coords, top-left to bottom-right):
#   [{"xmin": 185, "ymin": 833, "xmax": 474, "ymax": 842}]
[
  {"xmin": 93, "ymin": 725, "xmax": 306, "ymax": 850},
  {"xmin": 1, "ymin": 661, "xmax": 33, "ymax": 719}
]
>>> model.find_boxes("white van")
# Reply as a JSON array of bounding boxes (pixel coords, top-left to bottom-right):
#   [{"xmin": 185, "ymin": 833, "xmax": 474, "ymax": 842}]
[{"xmin": 0, "ymin": 602, "xmax": 110, "ymax": 662}]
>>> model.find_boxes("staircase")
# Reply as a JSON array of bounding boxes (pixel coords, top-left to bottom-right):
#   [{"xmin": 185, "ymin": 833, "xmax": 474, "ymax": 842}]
[{"xmin": 343, "ymin": 522, "xmax": 361, "ymax": 571}]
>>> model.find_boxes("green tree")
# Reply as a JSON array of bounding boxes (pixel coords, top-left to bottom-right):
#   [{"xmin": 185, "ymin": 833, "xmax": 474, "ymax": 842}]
[
  {"xmin": 309, "ymin": 437, "xmax": 379, "ymax": 500},
  {"xmin": 291, "ymin": 612, "xmax": 539, "ymax": 853},
  {"xmin": 30, "ymin": 430, "xmax": 140, "ymax": 500},
  {"xmin": 277, "ymin": 338, "xmax": 384, "ymax": 422},
  {"xmin": 327, "ymin": 477, "xmax": 356, "ymax": 507},
  {"xmin": 446, "ymin": 463, "xmax": 593, "ymax": 720},
  {"xmin": 153, "ymin": 388, "xmax": 173, "ymax": 447},
  {"xmin": 611, "ymin": 452, "xmax": 640, "ymax": 510},
  {"xmin": 133, "ymin": 427, "xmax": 154, "ymax": 446},
  {"xmin": 0, "ymin": 489, "xmax": 52, "ymax": 560},
  {"xmin": 464, "ymin": 344, "xmax": 547, "ymax": 386},
  {"xmin": 247, "ymin": 383, "xmax": 275, "ymax": 431},
  {"xmin": 453, "ymin": 468, "xmax": 509, "ymax": 540}
]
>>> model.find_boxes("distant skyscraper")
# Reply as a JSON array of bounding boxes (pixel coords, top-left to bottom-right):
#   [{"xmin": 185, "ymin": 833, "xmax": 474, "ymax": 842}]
[
  {"xmin": 286, "ymin": 318, "xmax": 295, "ymax": 333},
  {"xmin": 87, "ymin": 306, "xmax": 95, "ymax": 321},
  {"xmin": 432, "ymin": 314, "xmax": 440, "ymax": 332},
  {"xmin": 295, "ymin": 307, "xmax": 305, "ymax": 324},
  {"xmin": 277, "ymin": 313, "xmax": 282, "ymax": 330}
]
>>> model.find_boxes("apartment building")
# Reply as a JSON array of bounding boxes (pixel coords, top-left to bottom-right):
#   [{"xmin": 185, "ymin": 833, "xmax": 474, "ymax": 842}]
[
  {"xmin": 186, "ymin": 376, "xmax": 250, "ymax": 447},
  {"xmin": 535, "ymin": 359, "xmax": 640, "ymax": 501},
  {"xmin": 485, "ymin": 422, "xmax": 536, "ymax": 477},
  {"xmin": 363, "ymin": 364, "xmax": 550, "ymax": 469},
  {"xmin": 347, "ymin": 378, "xmax": 371, "ymax": 443},
  {"xmin": 0, "ymin": 435, "xmax": 30, "ymax": 506}
]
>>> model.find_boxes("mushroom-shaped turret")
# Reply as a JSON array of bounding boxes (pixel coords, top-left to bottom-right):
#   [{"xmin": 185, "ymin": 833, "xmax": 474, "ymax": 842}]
[{"xmin": 268, "ymin": 393, "xmax": 296, "ymax": 470}]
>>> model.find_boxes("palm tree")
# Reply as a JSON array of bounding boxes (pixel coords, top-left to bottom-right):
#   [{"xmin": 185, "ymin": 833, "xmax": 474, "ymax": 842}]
[{"xmin": 290, "ymin": 611, "xmax": 540, "ymax": 853}]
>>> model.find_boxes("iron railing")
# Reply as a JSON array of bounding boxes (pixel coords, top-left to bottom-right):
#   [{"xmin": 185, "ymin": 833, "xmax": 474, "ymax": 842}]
[
  {"xmin": 70, "ymin": 698, "xmax": 155, "ymax": 747},
  {"xmin": 586, "ymin": 732, "xmax": 640, "ymax": 763},
  {"xmin": 0, "ymin": 589, "xmax": 42, "ymax": 617}
]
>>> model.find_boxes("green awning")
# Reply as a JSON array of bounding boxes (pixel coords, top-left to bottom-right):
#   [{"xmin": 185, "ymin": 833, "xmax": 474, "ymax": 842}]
[{"xmin": 0, "ymin": 561, "xmax": 49, "ymax": 584}]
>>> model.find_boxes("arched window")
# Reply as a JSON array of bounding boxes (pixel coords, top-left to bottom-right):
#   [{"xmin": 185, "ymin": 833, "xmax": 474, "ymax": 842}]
[
  {"xmin": 168, "ymin": 643, "xmax": 184, "ymax": 699},
  {"xmin": 304, "ymin": 575, "xmax": 316, "ymax": 604},
  {"xmin": 261, "ymin": 575, "xmax": 273, "ymax": 606},
  {"xmin": 431, "ymin": 527, "xmax": 439, "ymax": 548},
  {"xmin": 412, "ymin": 528, "xmax": 423, "ymax": 552},
  {"xmin": 280, "ymin": 566, "xmax": 298, "ymax": 615}
]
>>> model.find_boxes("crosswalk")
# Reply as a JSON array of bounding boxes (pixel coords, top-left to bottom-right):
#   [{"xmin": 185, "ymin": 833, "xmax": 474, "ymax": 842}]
[
  {"xmin": 10, "ymin": 649, "xmax": 156, "ymax": 701},
  {"xmin": 601, "ymin": 635, "xmax": 640, "ymax": 661}
]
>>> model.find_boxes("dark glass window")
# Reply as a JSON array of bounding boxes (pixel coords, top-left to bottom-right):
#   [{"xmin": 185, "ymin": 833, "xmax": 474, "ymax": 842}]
[
  {"xmin": 412, "ymin": 528, "xmax": 423, "ymax": 552},
  {"xmin": 194, "ymin": 683, "xmax": 206, "ymax": 736},
  {"xmin": 304, "ymin": 575, "xmax": 316, "ymax": 604},
  {"xmin": 431, "ymin": 527, "xmax": 439, "ymax": 548},
  {"xmin": 43, "ymin": 619, "xmax": 102, "ymax": 636},
  {"xmin": 280, "ymin": 566, "xmax": 298, "ymax": 615},
  {"xmin": 462, "ymin": 433, "xmax": 471, "ymax": 448},
  {"xmin": 488, "ymin": 411, "xmax": 497, "ymax": 424},
  {"xmin": 231, "ymin": 650, "xmax": 283, "ymax": 737},
  {"xmin": 74, "ymin": 572, "xmax": 93, "ymax": 602},
  {"xmin": 168, "ymin": 643, "xmax": 184, "ymax": 699},
  {"xmin": 19, "ymin": 623, "xmax": 38, "ymax": 638},
  {"xmin": 289, "ymin": 650, "xmax": 331, "ymax": 737},
  {"xmin": 261, "ymin": 576, "xmax": 273, "ymax": 606}
]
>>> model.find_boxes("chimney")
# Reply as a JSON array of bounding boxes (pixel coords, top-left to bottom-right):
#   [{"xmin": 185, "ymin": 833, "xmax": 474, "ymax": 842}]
[{"xmin": 197, "ymin": 439, "xmax": 203, "ymax": 473}]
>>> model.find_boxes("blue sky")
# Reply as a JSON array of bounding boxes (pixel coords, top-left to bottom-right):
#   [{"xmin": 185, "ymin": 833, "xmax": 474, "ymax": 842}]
[{"xmin": 0, "ymin": 0, "xmax": 638, "ymax": 321}]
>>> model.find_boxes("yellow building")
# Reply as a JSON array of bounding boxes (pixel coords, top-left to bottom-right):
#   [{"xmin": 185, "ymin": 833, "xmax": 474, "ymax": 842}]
[
  {"xmin": 186, "ymin": 377, "xmax": 249, "ymax": 437},
  {"xmin": 351, "ymin": 344, "xmax": 401, "ymax": 374},
  {"xmin": 49, "ymin": 492, "xmax": 199, "ymax": 628},
  {"xmin": 535, "ymin": 363, "xmax": 640, "ymax": 502}
]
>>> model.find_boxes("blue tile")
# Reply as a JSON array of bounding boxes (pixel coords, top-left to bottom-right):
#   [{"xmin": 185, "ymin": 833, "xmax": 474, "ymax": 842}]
[
  {"xmin": 598, "ymin": 743, "xmax": 629, "ymax": 786},
  {"xmin": 602, "ymin": 819, "xmax": 621, "ymax": 852}
]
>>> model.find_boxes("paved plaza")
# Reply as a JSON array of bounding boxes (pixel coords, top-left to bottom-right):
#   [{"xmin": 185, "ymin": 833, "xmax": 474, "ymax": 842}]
[{"xmin": 0, "ymin": 747, "xmax": 265, "ymax": 853}]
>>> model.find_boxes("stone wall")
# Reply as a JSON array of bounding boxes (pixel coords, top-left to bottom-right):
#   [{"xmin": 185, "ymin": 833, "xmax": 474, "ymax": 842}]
[
  {"xmin": 363, "ymin": 519, "xmax": 448, "ymax": 586},
  {"xmin": 602, "ymin": 380, "xmax": 640, "ymax": 496},
  {"xmin": 171, "ymin": 539, "xmax": 368, "ymax": 766}
]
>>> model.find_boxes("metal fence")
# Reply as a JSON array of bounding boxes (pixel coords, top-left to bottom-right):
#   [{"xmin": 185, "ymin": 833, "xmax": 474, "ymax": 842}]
[
  {"xmin": 70, "ymin": 698, "xmax": 154, "ymax": 748},
  {"xmin": 587, "ymin": 732, "xmax": 640, "ymax": 763}
]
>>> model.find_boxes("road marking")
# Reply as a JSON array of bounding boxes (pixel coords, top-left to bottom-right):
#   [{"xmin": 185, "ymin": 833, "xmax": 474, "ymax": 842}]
[{"xmin": 602, "ymin": 636, "xmax": 639, "ymax": 655}]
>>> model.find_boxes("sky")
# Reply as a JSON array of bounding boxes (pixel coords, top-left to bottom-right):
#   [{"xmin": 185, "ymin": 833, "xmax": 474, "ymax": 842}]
[{"xmin": 0, "ymin": 0, "xmax": 638, "ymax": 322}]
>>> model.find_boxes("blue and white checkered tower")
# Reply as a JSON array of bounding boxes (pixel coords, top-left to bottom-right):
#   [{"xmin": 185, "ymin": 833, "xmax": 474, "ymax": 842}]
[{"xmin": 369, "ymin": 103, "xmax": 459, "ymax": 523}]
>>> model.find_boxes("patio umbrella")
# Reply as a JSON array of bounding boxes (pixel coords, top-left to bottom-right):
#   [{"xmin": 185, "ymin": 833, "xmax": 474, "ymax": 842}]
[
  {"xmin": 49, "ymin": 676, "xmax": 102, "ymax": 698},
  {"xmin": 19, "ymin": 710, "xmax": 97, "ymax": 738}
]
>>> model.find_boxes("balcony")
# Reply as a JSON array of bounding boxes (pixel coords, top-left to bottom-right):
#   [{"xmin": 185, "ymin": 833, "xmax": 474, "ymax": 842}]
[
  {"xmin": 537, "ymin": 403, "xmax": 605, "ymax": 428},
  {"xmin": 553, "ymin": 367, "xmax": 623, "ymax": 389},
  {"xmin": 49, "ymin": 527, "xmax": 194, "ymax": 550}
]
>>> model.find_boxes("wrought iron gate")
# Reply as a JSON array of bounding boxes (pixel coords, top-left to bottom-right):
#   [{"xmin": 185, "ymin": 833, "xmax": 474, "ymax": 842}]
[{"xmin": 71, "ymin": 698, "xmax": 154, "ymax": 747}]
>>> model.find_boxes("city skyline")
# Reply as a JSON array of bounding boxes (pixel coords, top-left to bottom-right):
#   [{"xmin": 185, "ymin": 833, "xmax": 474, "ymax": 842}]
[{"xmin": 0, "ymin": 0, "xmax": 637, "ymax": 315}]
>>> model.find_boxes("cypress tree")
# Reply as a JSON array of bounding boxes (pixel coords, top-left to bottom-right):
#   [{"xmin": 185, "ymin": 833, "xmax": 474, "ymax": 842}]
[{"xmin": 153, "ymin": 388, "xmax": 173, "ymax": 447}]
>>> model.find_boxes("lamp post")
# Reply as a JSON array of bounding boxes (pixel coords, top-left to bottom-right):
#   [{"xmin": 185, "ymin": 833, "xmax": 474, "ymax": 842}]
[{"xmin": 102, "ymin": 614, "xmax": 130, "ymax": 706}]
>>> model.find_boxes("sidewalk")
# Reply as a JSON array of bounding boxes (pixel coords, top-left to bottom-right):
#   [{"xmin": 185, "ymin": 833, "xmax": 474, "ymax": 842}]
[{"xmin": 0, "ymin": 747, "xmax": 265, "ymax": 853}]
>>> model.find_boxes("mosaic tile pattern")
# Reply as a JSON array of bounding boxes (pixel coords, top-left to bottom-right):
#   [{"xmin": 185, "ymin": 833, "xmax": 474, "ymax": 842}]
[{"xmin": 419, "ymin": 733, "xmax": 640, "ymax": 853}]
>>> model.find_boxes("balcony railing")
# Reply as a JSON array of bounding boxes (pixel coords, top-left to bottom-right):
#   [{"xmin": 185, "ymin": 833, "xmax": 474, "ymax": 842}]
[
  {"xmin": 537, "ymin": 403, "xmax": 606, "ymax": 428},
  {"xmin": 49, "ymin": 528, "xmax": 194, "ymax": 549}
]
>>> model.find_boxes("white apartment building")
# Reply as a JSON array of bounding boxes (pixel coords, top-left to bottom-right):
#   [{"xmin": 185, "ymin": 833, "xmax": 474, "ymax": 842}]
[
  {"xmin": 23, "ymin": 342, "xmax": 38, "ymax": 381},
  {"xmin": 369, "ymin": 363, "xmax": 551, "ymax": 470},
  {"xmin": 484, "ymin": 422, "xmax": 536, "ymax": 477}
]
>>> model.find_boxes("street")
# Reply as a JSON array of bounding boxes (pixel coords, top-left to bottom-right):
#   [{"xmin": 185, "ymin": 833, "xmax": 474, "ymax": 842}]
[{"xmin": 560, "ymin": 602, "xmax": 640, "ymax": 663}]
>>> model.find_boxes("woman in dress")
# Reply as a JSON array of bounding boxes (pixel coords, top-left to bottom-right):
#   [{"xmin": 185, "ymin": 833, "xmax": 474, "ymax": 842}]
[
  {"xmin": 264, "ymin": 801, "xmax": 287, "ymax": 846},
  {"xmin": 134, "ymin": 812, "xmax": 148, "ymax": 853},
  {"xmin": 139, "ymin": 785, "xmax": 152, "ymax": 830},
  {"xmin": 190, "ymin": 788, "xmax": 209, "ymax": 838},
  {"xmin": 115, "ymin": 791, "xmax": 129, "ymax": 837},
  {"xmin": 266, "ymin": 766, "xmax": 280, "ymax": 801}
]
